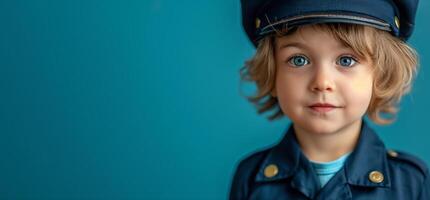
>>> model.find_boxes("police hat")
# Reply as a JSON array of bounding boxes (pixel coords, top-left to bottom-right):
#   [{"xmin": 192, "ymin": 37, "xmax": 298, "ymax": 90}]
[{"xmin": 241, "ymin": 0, "xmax": 419, "ymax": 47}]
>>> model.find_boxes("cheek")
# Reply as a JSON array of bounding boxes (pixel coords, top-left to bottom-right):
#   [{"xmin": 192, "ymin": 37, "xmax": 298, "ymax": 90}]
[
  {"xmin": 350, "ymin": 77, "xmax": 373, "ymax": 95},
  {"xmin": 275, "ymin": 74, "xmax": 306, "ymax": 108},
  {"xmin": 349, "ymin": 66, "xmax": 374, "ymax": 96},
  {"xmin": 344, "ymin": 76, "xmax": 374, "ymax": 109}
]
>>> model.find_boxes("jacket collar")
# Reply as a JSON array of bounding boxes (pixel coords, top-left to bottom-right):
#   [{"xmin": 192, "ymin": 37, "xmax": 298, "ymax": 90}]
[
  {"xmin": 344, "ymin": 120, "xmax": 391, "ymax": 188},
  {"xmin": 254, "ymin": 122, "xmax": 320, "ymax": 198},
  {"xmin": 255, "ymin": 120, "xmax": 391, "ymax": 190}
]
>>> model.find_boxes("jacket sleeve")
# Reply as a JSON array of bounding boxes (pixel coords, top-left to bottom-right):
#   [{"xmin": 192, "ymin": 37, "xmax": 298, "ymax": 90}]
[
  {"xmin": 229, "ymin": 161, "xmax": 250, "ymax": 200},
  {"xmin": 417, "ymin": 170, "xmax": 430, "ymax": 200}
]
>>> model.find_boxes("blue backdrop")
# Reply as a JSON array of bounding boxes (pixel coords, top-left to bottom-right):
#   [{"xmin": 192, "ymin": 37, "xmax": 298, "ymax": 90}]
[{"xmin": 1, "ymin": 0, "xmax": 429, "ymax": 199}]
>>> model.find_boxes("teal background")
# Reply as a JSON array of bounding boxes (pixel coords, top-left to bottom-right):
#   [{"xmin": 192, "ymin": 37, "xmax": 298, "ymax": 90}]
[{"xmin": 0, "ymin": 0, "xmax": 429, "ymax": 199}]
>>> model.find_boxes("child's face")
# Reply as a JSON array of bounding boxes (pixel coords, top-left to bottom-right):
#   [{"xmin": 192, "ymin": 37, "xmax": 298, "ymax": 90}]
[{"xmin": 273, "ymin": 25, "xmax": 374, "ymax": 135}]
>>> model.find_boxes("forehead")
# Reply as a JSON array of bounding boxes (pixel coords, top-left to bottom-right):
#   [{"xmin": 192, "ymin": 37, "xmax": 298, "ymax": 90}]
[{"xmin": 275, "ymin": 25, "xmax": 350, "ymax": 51}]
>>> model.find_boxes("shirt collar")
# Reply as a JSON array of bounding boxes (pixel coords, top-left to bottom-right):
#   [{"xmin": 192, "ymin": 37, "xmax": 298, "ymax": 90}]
[{"xmin": 254, "ymin": 120, "xmax": 391, "ymax": 188}]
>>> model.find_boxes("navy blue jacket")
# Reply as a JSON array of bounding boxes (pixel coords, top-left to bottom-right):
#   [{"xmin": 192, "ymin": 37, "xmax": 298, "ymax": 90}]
[{"xmin": 229, "ymin": 121, "xmax": 430, "ymax": 199}]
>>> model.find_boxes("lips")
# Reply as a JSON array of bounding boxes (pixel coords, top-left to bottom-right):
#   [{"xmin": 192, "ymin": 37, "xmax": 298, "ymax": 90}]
[
  {"xmin": 309, "ymin": 103, "xmax": 338, "ymax": 113},
  {"xmin": 309, "ymin": 103, "xmax": 337, "ymax": 107}
]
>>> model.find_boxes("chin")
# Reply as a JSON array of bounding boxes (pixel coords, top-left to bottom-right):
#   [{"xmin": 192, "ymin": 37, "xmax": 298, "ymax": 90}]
[{"xmin": 294, "ymin": 119, "xmax": 344, "ymax": 135}]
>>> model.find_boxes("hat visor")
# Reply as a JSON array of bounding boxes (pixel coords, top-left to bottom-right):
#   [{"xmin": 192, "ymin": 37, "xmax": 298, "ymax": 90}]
[{"xmin": 258, "ymin": 14, "xmax": 392, "ymax": 37}]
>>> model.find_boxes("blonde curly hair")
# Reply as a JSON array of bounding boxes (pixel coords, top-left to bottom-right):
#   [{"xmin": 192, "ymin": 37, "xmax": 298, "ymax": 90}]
[{"xmin": 240, "ymin": 23, "xmax": 419, "ymax": 125}]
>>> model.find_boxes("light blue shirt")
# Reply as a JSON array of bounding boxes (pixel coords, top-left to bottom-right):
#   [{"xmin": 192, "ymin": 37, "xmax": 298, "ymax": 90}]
[{"xmin": 310, "ymin": 153, "xmax": 351, "ymax": 188}]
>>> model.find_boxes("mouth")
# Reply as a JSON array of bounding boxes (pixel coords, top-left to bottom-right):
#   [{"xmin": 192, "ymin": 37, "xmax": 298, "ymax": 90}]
[{"xmin": 308, "ymin": 103, "xmax": 340, "ymax": 113}]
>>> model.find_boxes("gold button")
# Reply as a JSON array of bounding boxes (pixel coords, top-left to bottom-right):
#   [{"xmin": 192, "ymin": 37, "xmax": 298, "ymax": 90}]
[
  {"xmin": 387, "ymin": 150, "xmax": 398, "ymax": 158},
  {"xmin": 255, "ymin": 18, "xmax": 261, "ymax": 29},
  {"xmin": 394, "ymin": 16, "xmax": 400, "ymax": 29},
  {"xmin": 369, "ymin": 171, "xmax": 384, "ymax": 183},
  {"xmin": 264, "ymin": 164, "xmax": 278, "ymax": 178}
]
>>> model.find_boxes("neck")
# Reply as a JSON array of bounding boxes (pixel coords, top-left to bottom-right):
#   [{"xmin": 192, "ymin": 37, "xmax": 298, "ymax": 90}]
[{"xmin": 294, "ymin": 120, "xmax": 362, "ymax": 162}]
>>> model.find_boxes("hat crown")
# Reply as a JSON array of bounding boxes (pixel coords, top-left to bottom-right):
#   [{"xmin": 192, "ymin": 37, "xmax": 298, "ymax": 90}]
[{"xmin": 241, "ymin": 0, "xmax": 419, "ymax": 47}]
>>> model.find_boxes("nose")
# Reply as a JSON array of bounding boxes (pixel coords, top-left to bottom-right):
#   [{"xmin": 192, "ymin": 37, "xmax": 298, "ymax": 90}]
[{"xmin": 309, "ymin": 64, "xmax": 336, "ymax": 92}]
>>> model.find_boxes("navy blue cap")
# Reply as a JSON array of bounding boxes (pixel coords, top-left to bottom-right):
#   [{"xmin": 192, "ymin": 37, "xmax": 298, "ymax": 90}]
[{"xmin": 241, "ymin": 0, "xmax": 419, "ymax": 47}]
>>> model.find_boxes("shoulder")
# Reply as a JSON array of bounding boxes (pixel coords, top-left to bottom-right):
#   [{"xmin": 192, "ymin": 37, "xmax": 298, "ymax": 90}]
[
  {"xmin": 386, "ymin": 149, "xmax": 429, "ymax": 188},
  {"xmin": 386, "ymin": 149, "xmax": 429, "ymax": 176},
  {"xmin": 386, "ymin": 149, "xmax": 430, "ymax": 198},
  {"xmin": 229, "ymin": 147, "xmax": 272, "ymax": 200},
  {"xmin": 232, "ymin": 148, "xmax": 271, "ymax": 180}
]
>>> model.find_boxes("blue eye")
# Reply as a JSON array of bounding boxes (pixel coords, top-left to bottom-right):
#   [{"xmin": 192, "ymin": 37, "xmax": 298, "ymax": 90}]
[
  {"xmin": 288, "ymin": 55, "xmax": 309, "ymax": 67},
  {"xmin": 337, "ymin": 56, "xmax": 357, "ymax": 67}
]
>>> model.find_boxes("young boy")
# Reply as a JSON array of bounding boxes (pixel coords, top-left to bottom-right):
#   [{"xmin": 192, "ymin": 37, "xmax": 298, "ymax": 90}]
[{"xmin": 230, "ymin": 0, "xmax": 430, "ymax": 199}]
